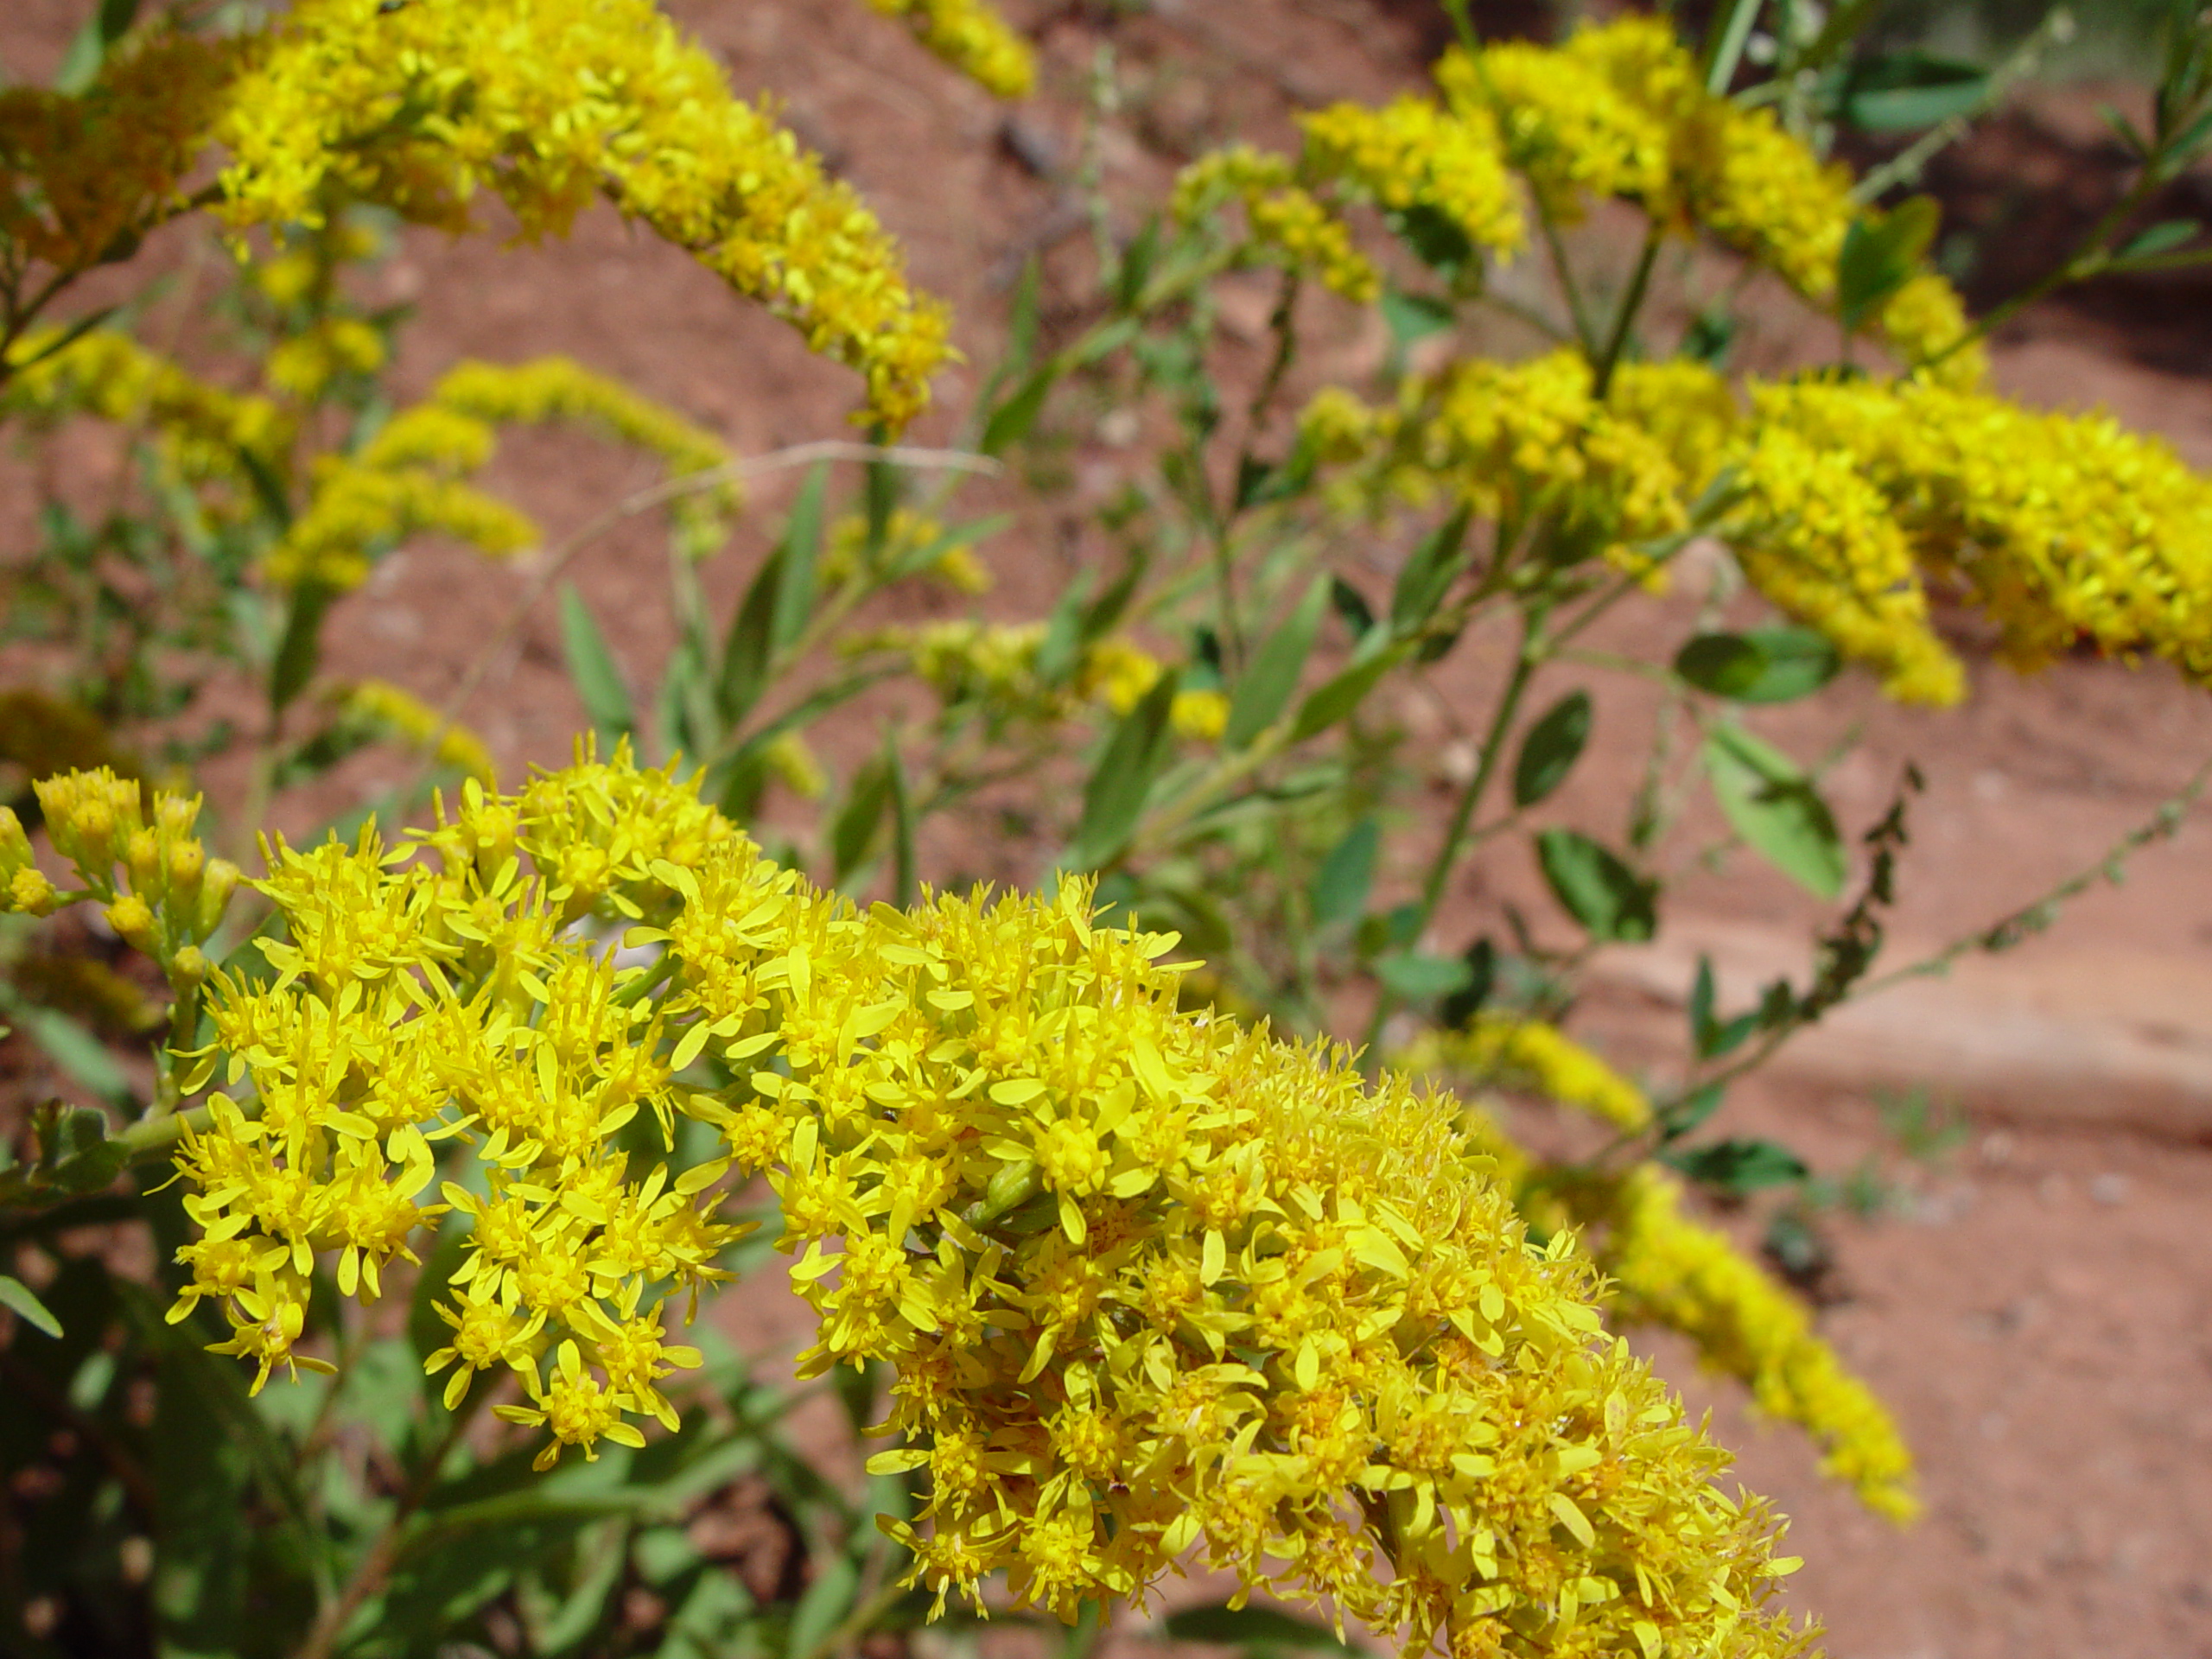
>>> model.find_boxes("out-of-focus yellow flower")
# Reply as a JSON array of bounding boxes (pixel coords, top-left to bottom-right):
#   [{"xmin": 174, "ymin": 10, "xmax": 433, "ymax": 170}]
[
  {"xmin": 866, "ymin": 0, "xmax": 1035, "ymax": 98},
  {"xmin": 1172, "ymin": 146, "xmax": 1382, "ymax": 304},
  {"xmin": 1299, "ymin": 95, "xmax": 1525, "ymax": 257},
  {"xmin": 1401, "ymin": 1015, "xmax": 1653, "ymax": 1134},
  {"xmin": 1170, "ymin": 688, "xmax": 1230, "ymax": 743},
  {"xmin": 331, "ymin": 679, "xmax": 496, "ymax": 782},
  {"xmin": 763, "ymin": 731, "xmax": 830, "ymax": 801}
]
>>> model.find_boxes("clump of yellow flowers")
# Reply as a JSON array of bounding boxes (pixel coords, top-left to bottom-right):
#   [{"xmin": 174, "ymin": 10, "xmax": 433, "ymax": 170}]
[{"xmin": 1, "ymin": 750, "xmax": 1819, "ymax": 1658}]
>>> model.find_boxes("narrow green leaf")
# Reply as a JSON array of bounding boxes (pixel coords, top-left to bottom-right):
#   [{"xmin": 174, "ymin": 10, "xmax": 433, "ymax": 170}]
[
  {"xmin": 1512, "ymin": 689, "xmax": 1593, "ymax": 809},
  {"xmin": 1836, "ymin": 52, "xmax": 1989, "ymax": 130},
  {"xmin": 1329, "ymin": 575, "xmax": 1376, "ymax": 642},
  {"xmin": 18, "ymin": 1003, "xmax": 131, "ymax": 1104},
  {"xmin": 1664, "ymin": 1137, "xmax": 1808, "ymax": 1193},
  {"xmin": 830, "ymin": 755, "xmax": 894, "ymax": 886},
  {"xmin": 1226, "ymin": 576, "xmax": 1329, "ymax": 748},
  {"xmin": 267, "ymin": 582, "xmax": 334, "ymax": 715},
  {"xmin": 785, "ymin": 1551, "xmax": 859, "ymax": 1659},
  {"xmin": 1310, "ymin": 817, "xmax": 1380, "ymax": 927},
  {"xmin": 772, "ymin": 464, "xmax": 829, "ymax": 651},
  {"xmin": 1535, "ymin": 828, "xmax": 1657, "ymax": 942},
  {"xmin": 0, "ymin": 1274, "xmax": 62, "ymax": 1338},
  {"xmin": 1658, "ymin": 1082, "xmax": 1727, "ymax": 1144},
  {"xmin": 1289, "ymin": 642, "xmax": 1408, "ymax": 743},
  {"xmin": 558, "ymin": 582, "xmax": 636, "ymax": 745},
  {"xmin": 1070, "ymin": 669, "xmax": 1179, "ymax": 870},
  {"xmin": 54, "ymin": 0, "xmax": 141, "ymax": 94},
  {"xmin": 716, "ymin": 550, "xmax": 783, "ymax": 726},
  {"xmin": 980, "ymin": 365, "xmax": 1058, "ymax": 456},
  {"xmin": 1674, "ymin": 627, "xmax": 1840, "ymax": 702},
  {"xmin": 2115, "ymin": 218, "xmax": 2203, "ymax": 262},
  {"xmin": 1164, "ymin": 1601, "xmax": 1362, "ymax": 1656},
  {"xmin": 885, "ymin": 741, "xmax": 917, "ymax": 909},
  {"xmin": 1389, "ymin": 507, "xmax": 1472, "ymax": 637},
  {"xmin": 1705, "ymin": 726, "xmax": 1847, "ymax": 899}
]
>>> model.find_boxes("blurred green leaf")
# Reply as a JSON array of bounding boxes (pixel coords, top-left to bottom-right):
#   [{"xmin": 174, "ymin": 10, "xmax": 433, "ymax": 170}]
[
  {"xmin": 1070, "ymin": 669, "xmax": 1179, "ymax": 870},
  {"xmin": 54, "ymin": 0, "xmax": 143, "ymax": 95},
  {"xmin": 558, "ymin": 582, "xmax": 636, "ymax": 746},
  {"xmin": 1380, "ymin": 287, "xmax": 1455, "ymax": 346},
  {"xmin": 1838, "ymin": 196, "xmax": 1941, "ymax": 333},
  {"xmin": 1310, "ymin": 817, "xmax": 1379, "ymax": 927},
  {"xmin": 1329, "ymin": 575, "xmax": 1376, "ymax": 642},
  {"xmin": 1665, "ymin": 1137, "xmax": 1808, "ymax": 1192},
  {"xmin": 1674, "ymin": 627, "xmax": 1840, "ymax": 703},
  {"xmin": 1535, "ymin": 828, "xmax": 1656, "ymax": 942},
  {"xmin": 1375, "ymin": 950, "xmax": 1473, "ymax": 1002},
  {"xmin": 830, "ymin": 754, "xmax": 894, "ymax": 886},
  {"xmin": 981, "ymin": 365, "xmax": 1058, "ymax": 456},
  {"xmin": 886, "ymin": 741, "xmax": 917, "ymax": 909},
  {"xmin": 1657, "ymin": 1080, "xmax": 1727, "ymax": 1144},
  {"xmin": 1164, "ymin": 1600, "xmax": 1363, "ymax": 1656},
  {"xmin": 785, "ymin": 1549, "xmax": 858, "ymax": 1659},
  {"xmin": 1705, "ymin": 725, "xmax": 1847, "ymax": 899},
  {"xmin": 772, "ymin": 464, "xmax": 830, "ymax": 651},
  {"xmin": 0, "ymin": 1273, "xmax": 61, "ymax": 1337},
  {"xmin": 1512, "ymin": 689, "xmax": 1592, "ymax": 809},
  {"xmin": 1388, "ymin": 203, "xmax": 1477, "ymax": 282},
  {"xmin": 1834, "ymin": 53, "xmax": 1989, "ymax": 130},
  {"xmin": 1390, "ymin": 507, "xmax": 1471, "ymax": 636},
  {"xmin": 1289, "ymin": 642, "xmax": 1408, "ymax": 743},
  {"xmin": 1227, "ymin": 576, "xmax": 1328, "ymax": 748},
  {"xmin": 717, "ymin": 552, "xmax": 784, "ymax": 727},
  {"xmin": 268, "ymin": 581, "xmax": 334, "ymax": 716},
  {"xmin": 2114, "ymin": 218, "xmax": 2204, "ymax": 264}
]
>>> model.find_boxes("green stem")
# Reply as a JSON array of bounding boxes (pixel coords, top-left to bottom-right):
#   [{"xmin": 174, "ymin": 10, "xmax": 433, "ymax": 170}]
[
  {"xmin": 1592, "ymin": 229, "xmax": 1663, "ymax": 399},
  {"xmin": 1359, "ymin": 608, "xmax": 1548, "ymax": 1062},
  {"xmin": 1536, "ymin": 212, "xmax": 1599, "ymax": 356}
]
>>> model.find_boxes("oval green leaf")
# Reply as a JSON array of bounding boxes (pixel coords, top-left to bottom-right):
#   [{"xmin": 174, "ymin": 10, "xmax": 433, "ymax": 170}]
[{"xmin": 1512, "ymin": 689, "xmax": 1593, "ymax": 808}]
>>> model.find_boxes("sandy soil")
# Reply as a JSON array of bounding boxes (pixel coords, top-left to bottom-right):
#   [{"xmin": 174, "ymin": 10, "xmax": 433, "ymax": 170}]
[{"xmin": 4, "ymin": 2, "xmax": 2211, "ymax": 1656}]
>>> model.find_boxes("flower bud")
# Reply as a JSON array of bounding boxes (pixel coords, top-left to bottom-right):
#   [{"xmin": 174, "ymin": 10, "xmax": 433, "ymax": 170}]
[
  {"xmin": 67, "ymin": 796, "xmax": 117, "ymax": 876},
  {"xmin": 126, "ymin": 827, "xmax": 163, "ymax": 897},
  {"xmin": 105, "ymin": 892, "xmax": 157, "ymax": 952},
  {"xmin": 154, "ymin": 791, "xmax": 200, "ymax": 838},
  {"xmin": 7, "ymin": 864, "xmax": 60, "ymax": 917},
  {"xmin": 170, "ymin": 945, "xmax": 208, "ymax": 989},
  {"xmin": 165, "ymin": 837, "xmax": 207, "ymax": 909},
  {"xmin": 0, "ymin": 807, "xmax": 30, "ymax": 876},
  {"xmin": 194, "ymin": 859, "xmax": 241, "ymax": 940}
]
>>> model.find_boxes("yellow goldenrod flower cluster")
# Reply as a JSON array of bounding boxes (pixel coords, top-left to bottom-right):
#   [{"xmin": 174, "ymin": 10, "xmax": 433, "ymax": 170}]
[
  {"xmin": 265, "ymin": 356, "xmax": 731, "ymax": 592},
  {"xmin": 1399, "ymin": 1016, "xmax": 1654, "ymax": 1135},
  {"xmin": 855, "ymin": 624, "xmax": 1229, "ymax": 741},
  {"xmin": 1, "ymin": 771, "xmax": 238, "ymax": 988},
  {"xmin": 1573, "ymin": 1169, "xmax": 1919, "ymax": 1523},
  {"xmin": 1301, "ymin": 350, "xmax": 1690, "ymax": 579},
  {"xmin": 866, "ymin": 0, "xmax": 1037, "ymax": 99},
  {"xmin": 329, "ymin": 680, "xmax": 498, "ymax": 783},
  {"xmin": 1298, "ymin": 96, "xmax": 1526, "ymax": 259},
  {"xmin": 1435, "ymin": 17, "xmax": 1981, "ymax": 384},
  {"xmin": 1443, "ymin": 1110, "xmax": 1917, "ymax": 1526},
  {"xmin": 0, "ymin": 29, "xmax": 238, "ymax": 278},
  {"xmin": 825, "ymin": 508, "xmax": 996, "ymax": 594},
  {"xmin": 141, "ymin": 748, "xmax": 1814, "ymax": 1654},
  {"xmin": 2, "ymin": 329, "xmax": 289, "ymax": 515},
  {"xmin": 212, "ymin": 0, "xmax": 950, "ymax": 429},
  {"xmin": 1171, "ymin": 147, "xmax": 1384, "ymax": 304},
  {"xmin": 263, "ymin": 315, "xmax": 390, "ymax": 402}
]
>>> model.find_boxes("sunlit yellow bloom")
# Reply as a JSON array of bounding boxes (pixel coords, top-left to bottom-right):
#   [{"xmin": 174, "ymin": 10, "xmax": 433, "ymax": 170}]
[
  {"xmin": 149, "ymin": 747, "xmax": 1816, "ymax": 1656},
  {"xmin": 1299, "ymin": 95, "xmax": 1524, "ymax": 257},
  {"xmin": 213, "ymin": 0, "xmax": 950, "ymax": 428}
]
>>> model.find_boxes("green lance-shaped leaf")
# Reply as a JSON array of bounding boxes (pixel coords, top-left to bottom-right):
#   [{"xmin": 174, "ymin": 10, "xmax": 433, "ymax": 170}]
[
  {"xmin": 1834, "ymin": 52, "xmax": 1990, "ymax": 130},
  {"xmin": 1535, "ymin": 827, "xmax": 1657, "ymax": 942},
  {"xmin": 1069, "ymin": 668, "xmax": 1180, "ymax": 870},
  {"xmin": 830, "ymin": 754, "xmax": 895, "ymax": 886},
  {"xmin": 1288, "ymin": 641, "xmax": 1410, "ymax": 743},
  {"xmin": 1389, "ymin": 506, "xmax": 1473, "ymax": 637},
  {"xmin": 557, "ymin": 582, "xmax": 636, "ymax": 746},
  {"xmin": 1226, "ymin": 576, "xmax": 1329, "ymax": 748},
  {"xmin": 1704, "ymin": 724, "xmax": 1847, "ymax": 899},
  {"xmin": 1837, "ymin": 195, "xmax": 1941, "ymax": 334},
  {"xmin": 1512, "ymin": 688, "xmax": 1593, "ymax": 808},
  {"xmin": 268, "ymin": 580, "xmax": 334, "ymax": 716},
  {"xmin": 0, "ymin": 1274, "xmax": 62, "ymax": 1338},
  {"xmin": 717, "ymin": 550, "xmax": 784, "ymax": 728},
  {"xmin": 772, "ymin": 463, "xmax": 830, "ymax": 652},
  {"xmin": 1674, "ymin": 626, "xmax": 1841, "ymax": 703},
  {"xmin": 1309, "ymin": 817, "xmax": 1380, "ymax": 927}
]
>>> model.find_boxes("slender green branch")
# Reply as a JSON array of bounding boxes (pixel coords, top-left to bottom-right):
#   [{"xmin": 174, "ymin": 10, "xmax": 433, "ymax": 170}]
[{"xmin": 1592, "ymin": 228, "xmax": 1663, "ymax": 398}]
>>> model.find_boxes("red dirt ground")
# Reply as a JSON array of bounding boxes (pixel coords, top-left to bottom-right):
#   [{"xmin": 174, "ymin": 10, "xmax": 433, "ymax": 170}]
[{"xmin": 5, "ymin": 3, "xmax": 2212, "ymax": 1656}]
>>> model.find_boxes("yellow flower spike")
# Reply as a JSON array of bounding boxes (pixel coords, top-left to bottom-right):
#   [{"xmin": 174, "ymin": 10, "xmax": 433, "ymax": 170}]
[
  {"xmin": 213, "ymin": 0, "xmax": 950, "ymax": 429},
  {"xmin": 156, "ymin": 749, "xmax": 1818, "ymax": 1656},
  {"xmin": 1398, "ymin": 1015, "xmax": 1654, "ymax": 1135},
  {"xmin": 331, "ymin": 679, "xmax": 497, "ymax": 783}
]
